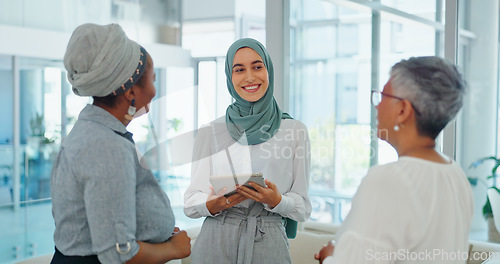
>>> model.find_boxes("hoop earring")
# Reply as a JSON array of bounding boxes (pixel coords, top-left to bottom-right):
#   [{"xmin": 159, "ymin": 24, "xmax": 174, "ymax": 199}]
[{"xmin": 125, "ymin": 99, "xmax": 136, "ymax": 121}]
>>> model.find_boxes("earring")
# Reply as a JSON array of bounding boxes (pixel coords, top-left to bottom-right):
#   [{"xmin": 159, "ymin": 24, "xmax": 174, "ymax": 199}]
[
  {"xmin": 393, "ymin": 123, "xmax": 400, "ymax": 132},
  {"xmin": 125, "ymin": 99, "xmax": 136, "ymax": 121}
]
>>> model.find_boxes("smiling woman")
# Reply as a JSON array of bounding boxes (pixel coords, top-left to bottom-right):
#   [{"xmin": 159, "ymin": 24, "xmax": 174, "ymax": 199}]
[
  {"xmin": 184, "ymin": 38, "xmax": 312, "ymax": 264},
  {"xmin": 231, "ymin": 47, "xmax": 269, "ymax": 102}
]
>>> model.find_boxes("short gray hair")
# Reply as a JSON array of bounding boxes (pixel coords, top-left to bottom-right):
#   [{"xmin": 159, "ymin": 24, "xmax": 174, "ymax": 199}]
[{"xmin": 390, "ymin": 56, "xmax": 466, "ymax": 139}]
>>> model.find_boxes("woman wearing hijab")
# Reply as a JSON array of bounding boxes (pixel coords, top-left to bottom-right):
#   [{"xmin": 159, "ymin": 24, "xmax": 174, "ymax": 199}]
[
  {"xmin": 50, "ymin": 23, "xmax": 190, "ymax": 264},
  {"xmin": 184, "ymin": 38, "xmax": 312, "ymax": 264},
  {"xmin": 314, "ymin": 56, "xmax": 473, "ymax": 263}
]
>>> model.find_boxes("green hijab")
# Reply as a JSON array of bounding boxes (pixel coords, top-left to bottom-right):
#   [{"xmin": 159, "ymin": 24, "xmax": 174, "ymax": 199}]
[{"xmin": 225, "ymin": 38, "xmax": 292, "ymax": 145}]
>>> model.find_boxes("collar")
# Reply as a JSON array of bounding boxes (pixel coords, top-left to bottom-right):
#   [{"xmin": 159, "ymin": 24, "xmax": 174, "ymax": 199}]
[{"xmin": 78, "ymin": 104, "xmax": 130, "ymax": 137}]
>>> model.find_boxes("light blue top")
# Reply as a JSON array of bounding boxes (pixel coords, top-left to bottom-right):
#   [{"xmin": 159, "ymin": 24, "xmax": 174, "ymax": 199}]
[{"xmin": 51, "ymin": 104, "xmax": 175, "ymax": 263}]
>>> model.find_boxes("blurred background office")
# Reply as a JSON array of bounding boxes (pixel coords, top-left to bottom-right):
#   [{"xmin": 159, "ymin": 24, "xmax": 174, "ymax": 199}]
[{"xmin": 0, "ymin": 0, "xmax": 498, "ymax": 262}]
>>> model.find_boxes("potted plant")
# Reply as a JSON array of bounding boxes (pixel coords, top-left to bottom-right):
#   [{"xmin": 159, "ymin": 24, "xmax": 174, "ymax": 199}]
[
  {"xmin": 469, "ymin": 156, "xmax": 500, "ymax": 242},
  {"xmin": 29, "ymin": 112, "xmax": 45, "ymax": 138},
  {"xmin": 27, "ymin": 112, "xmax": 55, "ymax": 160}
]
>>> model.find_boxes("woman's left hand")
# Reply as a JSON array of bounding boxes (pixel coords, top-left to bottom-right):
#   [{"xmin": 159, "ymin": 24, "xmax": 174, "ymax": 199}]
[
  {"xmin": 314, "ymin": 241, "xmax": 334, "ymax": 263},
  {"xmin": 236, "ymin": 179, "xmax": 282, "ymax": 208}
]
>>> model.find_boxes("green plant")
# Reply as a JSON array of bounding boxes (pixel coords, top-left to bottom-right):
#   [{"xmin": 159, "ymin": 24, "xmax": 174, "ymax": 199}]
[
  {"xmin": 29, "ymin": 112, "xmax": 45, "ymax": 137},
  {"xmin": 168, "ymin": 118, "xmax": 182, "ymax": 132},
  {"xmin": 28, "ymin": 112, "xmax": 55, "ymax": 144},
  {"xmin": 469, "ymin": 156, "xmax": 500, "ymax": 219}
]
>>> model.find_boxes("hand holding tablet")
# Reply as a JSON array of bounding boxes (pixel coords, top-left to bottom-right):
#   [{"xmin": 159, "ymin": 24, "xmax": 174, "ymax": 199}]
[{"xmin": 209, "ymin": 172, "xmax": 266, "ymax": 197}]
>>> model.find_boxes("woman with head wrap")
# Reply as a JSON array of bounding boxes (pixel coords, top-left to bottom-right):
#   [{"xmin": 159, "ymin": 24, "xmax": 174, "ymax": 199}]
[
  {"xmin": 50, "ymin": 23, "xmax": 190, "ymax": 264},
  {"xmin": 315, "ymin": 57, "xmax": 473, "ymax": 264},
  {"xmin": 184, "ymin": 38, "xmax": 311, "ymax": 264}
]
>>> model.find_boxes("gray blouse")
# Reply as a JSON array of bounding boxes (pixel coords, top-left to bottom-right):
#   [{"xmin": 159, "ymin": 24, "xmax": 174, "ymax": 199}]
[{"xmin": 51, "ymin": 104, "xmax": 175, "ymax": 263}]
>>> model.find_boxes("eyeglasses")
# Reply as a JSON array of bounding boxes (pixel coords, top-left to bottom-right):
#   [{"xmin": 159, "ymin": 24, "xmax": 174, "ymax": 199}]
[{"xmin": 371, "ymin": 90, "xmax": 421, "ymax": 115}]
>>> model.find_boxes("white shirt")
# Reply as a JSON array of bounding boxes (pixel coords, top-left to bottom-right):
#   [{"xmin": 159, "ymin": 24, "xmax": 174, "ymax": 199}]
[
  {"xmin": 183, "ymin": 117, "xmax": 312, "ymax": 222},
  {"xmin": 325, "ymin": 156, "xmax": 473, "ymax": 264}
]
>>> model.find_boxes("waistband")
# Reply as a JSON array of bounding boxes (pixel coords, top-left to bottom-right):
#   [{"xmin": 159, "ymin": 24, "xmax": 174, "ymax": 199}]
[
  {"xmin": 211, "ymin": 204, "xmax": 285, "ymax": 264},
  {"xmin": 50, "ymin": 247, "xmax": 101, "ymax": 264},
  {"xmin": 214, "ymin": 210, "xmax": 284, "ymax": 227}
]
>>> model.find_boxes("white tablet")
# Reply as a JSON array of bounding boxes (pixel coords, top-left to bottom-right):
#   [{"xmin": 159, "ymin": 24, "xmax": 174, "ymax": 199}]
[{"xmin": 209, "ymin": 172, "xmax": 265, "ymax": 197}]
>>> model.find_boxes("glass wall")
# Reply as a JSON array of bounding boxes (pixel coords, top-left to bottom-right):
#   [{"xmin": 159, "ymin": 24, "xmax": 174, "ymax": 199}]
[
  {"xmin": 288, "ymin": 0, "xmax": 483, "ymax": 224},
  {"xmin": 457, "ymin": 0, "xmax": 499, "ymax": 240},
  {"xmin": 289, "ymin": 1, "xmax": 370, "ymax": 222},
  {"xmin": 0, "ymin": 57, "xmax": 69, "ymax": 263},
  {"xmin": 0, "ymin": 56, "xmax": 98, "ymax": 262},
  {"xmin": 182, "ymin": 0, "xmax": 266, "ymax": 129},
  {"xmin": 0, "ymin": 56, "xmax": 196, "ymax": 263},
  {"xmin": 0, "ymin": 1, "xmax": 187, "ymax": 262},
  {"xmin": 0, "ymin": 55, "xmax": 13, "ymax": 206},
  {"xmin": 1, "ymin": 0, "xmax": 499, "ymax": 261}
]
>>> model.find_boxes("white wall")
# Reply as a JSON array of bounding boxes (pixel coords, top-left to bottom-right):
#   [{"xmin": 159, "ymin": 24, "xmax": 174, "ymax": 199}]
[
  {"xmin": 0, "ymin": 0, "xmax": 112, "ymax": 32},
  {"xmin": 0, "ymin": 24, "xmax": 191, "ymax": 68},
  {"xmin": 183, "ymin": 0, "xmax": 235, "ymax": 21},
  {"xmin": 0, "ymin": 25, "xmax": 70, "ymax": 60},
  {"xmin": 235, "ymin": 0, "xmax": 266, "ymax": 19}
]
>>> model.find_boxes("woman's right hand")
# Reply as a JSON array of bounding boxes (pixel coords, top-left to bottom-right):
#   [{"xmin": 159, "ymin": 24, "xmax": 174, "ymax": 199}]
[
  {"xmin": 206, "ymin": 186, "xmax": 247, "ymax": 215},
  {"xmin": 165, "ymin": 229, "xmax": 191, "ymax": 259},
  {"xmin": 127, "ymin": 229, "xmax": 191, "ymax": 264}
]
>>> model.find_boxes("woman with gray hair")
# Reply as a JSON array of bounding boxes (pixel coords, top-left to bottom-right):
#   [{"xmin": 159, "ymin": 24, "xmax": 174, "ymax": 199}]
[
  {"xmin": 50, "ymin": 23, "xmax": 190, "ymax": 264},
  {"xmin": 315, "ymin": 56, "xmax": 473, "ymax": 264}
]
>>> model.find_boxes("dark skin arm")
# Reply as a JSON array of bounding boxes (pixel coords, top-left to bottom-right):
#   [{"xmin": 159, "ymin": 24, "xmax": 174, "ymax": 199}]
[{"xmin": 126, "ymin": 227, "xmax": 191, "ymax": 264}]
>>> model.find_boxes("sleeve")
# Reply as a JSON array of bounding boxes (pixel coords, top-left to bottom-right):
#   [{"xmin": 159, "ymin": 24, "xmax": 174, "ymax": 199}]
[
  {"xmin": 325, "ymin": 166, "xmax": 420, "ymax": 263},
  {"xmin": 323, "ymin": 230, "xmax": 396, "ymax": 264},
  {"xmin": 266, "ymin": 121, "xmax": 312, "ymax": 222},
  {"xmin": 77, "ymin": 138, "xmax": 140, "ymax": 264},
  {"xmin": 183, "ymin": 125, "xmax": 215, "ymax": 218}
]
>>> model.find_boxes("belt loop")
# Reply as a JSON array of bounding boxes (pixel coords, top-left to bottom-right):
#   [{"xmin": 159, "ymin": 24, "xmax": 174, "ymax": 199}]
[
  {"xmin": 220, "ymin": 211, "xmax": 227, "ymax": 225},
  {"xmin": 260, "ymin": 215, "xmax": 265, "ymax": 228}
]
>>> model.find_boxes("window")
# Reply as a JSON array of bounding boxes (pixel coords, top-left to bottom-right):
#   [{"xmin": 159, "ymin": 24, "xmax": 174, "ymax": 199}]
[
  {"xmin": 0, "ymin": 55, "xmax": 13, "ymax": 208},
  {"xmin": 290, "ymin": 0, "xmax": 444, "ymax": 223},
  {"xmin": 0, "ymin": 57, "xmax": 76, "ymax": 261},
  {"xmin": 456, "ymin": 0, "xmax": 499, "ymax": 240}
]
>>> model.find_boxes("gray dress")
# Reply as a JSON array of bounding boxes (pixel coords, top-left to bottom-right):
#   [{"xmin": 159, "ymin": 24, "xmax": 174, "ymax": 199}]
[
  {"xmin": 191, "ymin": 203, "xmax": 292, "ymax": 264},
  {"xmin": 51, "ymin": 104, "xmax": 175, "ymax": 264}
]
